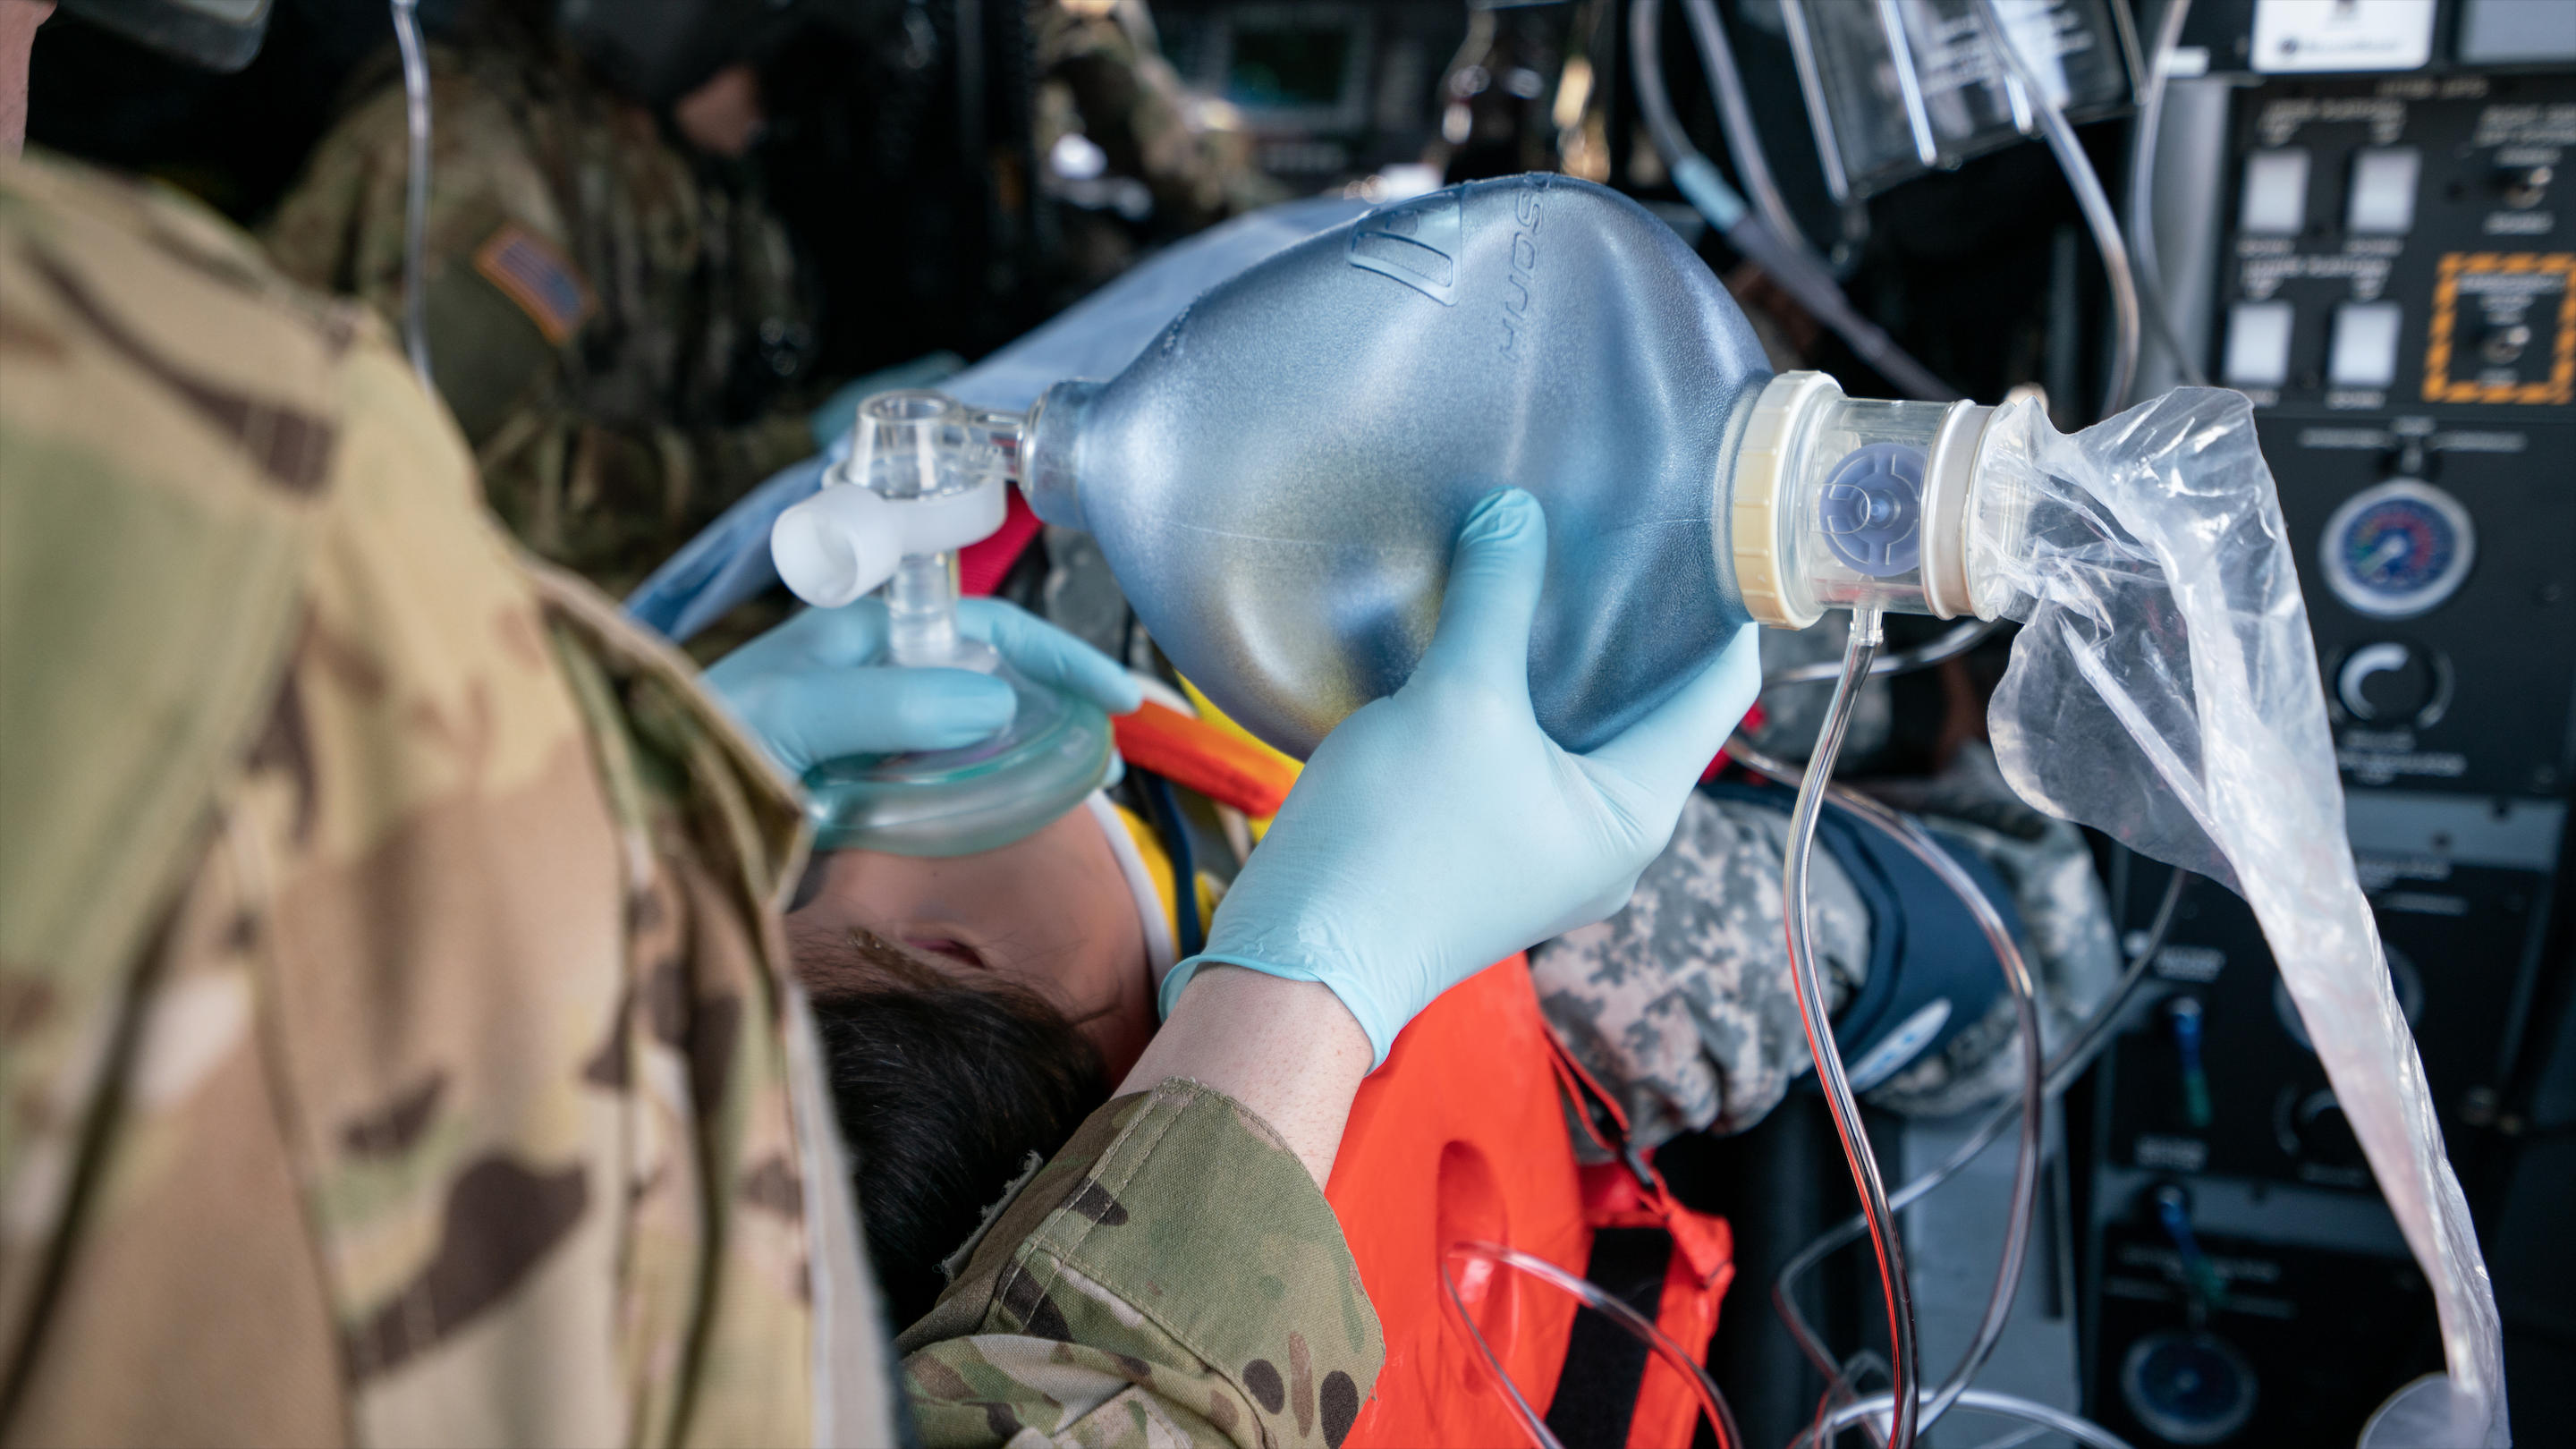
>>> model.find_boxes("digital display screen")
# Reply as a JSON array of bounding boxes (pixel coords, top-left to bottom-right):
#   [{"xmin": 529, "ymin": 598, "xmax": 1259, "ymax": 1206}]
[{"xmin": 1227, "ymin": 27, "xmax": 1352, "ymax": 109}]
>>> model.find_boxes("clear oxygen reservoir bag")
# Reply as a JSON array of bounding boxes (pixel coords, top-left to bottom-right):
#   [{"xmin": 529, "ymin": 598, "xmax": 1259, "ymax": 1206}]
[{"xmin": 1972, "ymin": 388, "xmax": 2505, "ymax": 1447}]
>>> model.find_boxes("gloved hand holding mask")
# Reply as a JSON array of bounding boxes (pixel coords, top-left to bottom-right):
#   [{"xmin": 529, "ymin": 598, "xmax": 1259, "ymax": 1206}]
[
  {"xmin": 1164, "ymin": 488, "xmax": 1764, "ymax": 1063},
  {"xmin": 706, "ymin": 597, "xmax": 1142, "ymax": 775}
]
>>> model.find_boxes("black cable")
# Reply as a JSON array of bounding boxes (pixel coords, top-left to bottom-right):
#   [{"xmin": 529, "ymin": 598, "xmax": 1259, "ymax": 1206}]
[{"xmin": 1144, "ymin": 773, "xmax": 1202, "ymax": 958}]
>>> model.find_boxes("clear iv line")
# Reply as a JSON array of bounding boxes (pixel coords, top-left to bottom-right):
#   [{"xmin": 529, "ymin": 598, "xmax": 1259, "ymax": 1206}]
[
  {"xmin": 1780, "ymin": 605, "xmax": 1922, "ymax": 1449},
  {"xmin": 390, "ymin": 0, "xmax": 433, "ymax": 390},
  {"xmin": 1441, "ymin": 1241, "xmax": 1744, "ymax": 1449}
]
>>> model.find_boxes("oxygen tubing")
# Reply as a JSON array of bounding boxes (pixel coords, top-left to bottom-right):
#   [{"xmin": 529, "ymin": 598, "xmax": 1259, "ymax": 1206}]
[
  {"xmin": 1749, "ymin": 696, "xmax": 2047, "ymax": 1441},
  {"xmin": 1441, "ymin": 1242, "xmax": 1743, "ymax": 1449},
  {"xmin": 1762, "ymin": 869, "xmax": 2189, "ymax": 1372},
  {"xmin": 1737, "ymin": 623, "xmax": 2182, "ymax": 1447},
  {"xmin": 390, "ymin": 0, "xmax": 434, "ymax": 389},
  {"xmin": 1756, "ymin": 866, "xmax": 2190, "ymax": 1447},
  {"xmin": 1758, "ymin": 616, "xmax": 2000, "ymax": 690},
  {"xmin": 1777, "ymin": 606, "xmax": 1923, "ymax": 1449},
  {"xmin": 1830, "ymin": 1387, "xmax": 2139, "ymax": 1449}
]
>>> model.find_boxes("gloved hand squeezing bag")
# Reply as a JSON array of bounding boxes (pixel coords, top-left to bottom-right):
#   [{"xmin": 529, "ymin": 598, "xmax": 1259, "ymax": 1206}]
[{"xmin": 1161, "ymin": 489, "xmax": 1763, "ymax": 1063}]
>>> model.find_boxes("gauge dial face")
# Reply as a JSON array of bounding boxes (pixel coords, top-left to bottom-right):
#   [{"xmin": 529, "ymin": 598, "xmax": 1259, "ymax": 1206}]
[{"xmin": 2319, "ymin": 480, "xmax": 2477, "ymax": 620}]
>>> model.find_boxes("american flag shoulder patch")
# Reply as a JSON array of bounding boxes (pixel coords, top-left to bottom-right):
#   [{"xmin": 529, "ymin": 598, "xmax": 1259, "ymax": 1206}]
[{"xmin": 471, "ymin": 222, "xmax": 596, "ymax": 345}]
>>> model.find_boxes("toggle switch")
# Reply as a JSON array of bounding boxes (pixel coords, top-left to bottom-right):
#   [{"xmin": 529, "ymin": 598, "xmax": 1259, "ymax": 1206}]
[
  {"xmin": 2499, "ymin": 160, "xmax": 2555, "ymax": 209},
  {"xmin": 2224, "ymin": 301, "xmax": 2295, "ymax": 387},
  {"xmin": 2347, "ymin": 148, "xmax": 2421, "ymax": 233},
  {"xmin": 2240, "ymin": 148, "xmax": 2311, "ymax": 234},
  {"xmin": 2481, "ymin": 321, "xmax": 2533, "ymax": 367},
  {"xmin": 2152, "ymin": 1184, "xmax": 2231, "ymax": 1309},
  {"xmin": 2329, "ymin": 301, "xmax": 2403, "ymax": 388},
  {"xmin": 2167, "ymin": 996, "xmax": 2213, "ymax": 1130}
]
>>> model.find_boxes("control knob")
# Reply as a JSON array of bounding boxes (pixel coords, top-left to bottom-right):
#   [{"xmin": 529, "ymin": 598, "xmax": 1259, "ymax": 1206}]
[{"xmin": 2334, "ymin": 643, "xmax": 2449, "ymax": 725}]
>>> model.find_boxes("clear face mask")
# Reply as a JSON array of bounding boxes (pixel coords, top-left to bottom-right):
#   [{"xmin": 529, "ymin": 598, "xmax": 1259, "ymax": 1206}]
[{"xmin": 771, "ymin": 391, "xmax": 1114, "ymax": 857}]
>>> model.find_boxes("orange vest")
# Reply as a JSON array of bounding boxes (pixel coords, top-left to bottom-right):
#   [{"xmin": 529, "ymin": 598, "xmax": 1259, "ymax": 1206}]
[{"xmin": 1326, "ymin": 959, "xmax": 1735, "ymax": 1448}]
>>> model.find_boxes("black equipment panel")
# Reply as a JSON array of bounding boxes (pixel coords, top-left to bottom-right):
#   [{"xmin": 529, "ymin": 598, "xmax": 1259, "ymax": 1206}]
[
  {"xmin": 2104, "ymin": 862, "xmax": 2546, "ymax": 1192},
  {"xmin": 2080, "ymin": 55, "xmax": 2576, "ymax": 1449},
  {"xmin": 2089, "ymin": 1217, "xmax": 2439, "ymax": 1448}
]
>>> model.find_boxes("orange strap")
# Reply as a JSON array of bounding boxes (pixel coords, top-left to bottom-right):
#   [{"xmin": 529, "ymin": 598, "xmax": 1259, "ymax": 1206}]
[{"xmin": 1111, "ymin": 699, "xmax": 1299, "ymax": 817}]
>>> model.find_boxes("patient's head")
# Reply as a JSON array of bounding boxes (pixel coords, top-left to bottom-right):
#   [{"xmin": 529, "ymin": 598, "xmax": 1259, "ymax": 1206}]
[
  {"xmin": 792, "ymin": 803, "xmax": 1158, "ymax": 1075},
  {"xmin": 789, "ymin": 803, "xmax": 1157, "ymax": 1326}
]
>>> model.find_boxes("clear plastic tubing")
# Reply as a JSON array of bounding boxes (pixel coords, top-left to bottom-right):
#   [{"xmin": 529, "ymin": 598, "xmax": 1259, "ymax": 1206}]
[
  {"xmin": 1778, "ymin": 609, "xmax": 1919, "ymax": 1449},
  {"xmin": 1440, "ymin": 1241, "xmax": 1742, "ymax": 1449},
  {"xmin": 1761, "ymin": 866, "xmax": 2188, "ymax": 1381},
  {"xmin": 389, "ymin": 0, "xmax": 433, "ymax": 389}
]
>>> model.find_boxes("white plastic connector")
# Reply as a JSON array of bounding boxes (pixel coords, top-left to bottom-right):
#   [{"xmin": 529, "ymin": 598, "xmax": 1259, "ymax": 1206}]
[
  {"xmin": 1919, "ymin": 402, "xmax": 1994, "ymax": 621},
  {"xmin": 1731, "ymin": 371, "xmax": 1843, "ymax": 630},
  {"xmin": 771, "ymin": 390, "xmax": 1017, "ymax": 608},
  {"xmin": 774, "ymin": 484, "xmax": 900, "ymax": 608},
  {"xmin": 771, "ymin": 475, "xmax": 1004, "ymax": 607}
]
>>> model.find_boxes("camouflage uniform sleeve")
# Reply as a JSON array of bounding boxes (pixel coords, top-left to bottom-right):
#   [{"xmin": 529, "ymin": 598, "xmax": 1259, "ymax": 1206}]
[
  {"xmin": 1, "ymin": 151, "xmax": 890, "ymax": 1446},
  {"xmin": 895, "ymin": 1080, "xmax": 1384, "ymax": 1448},
  {"xmin": 1531, "ymin": 791, "xmax": 1873, "ymax": 1150}
]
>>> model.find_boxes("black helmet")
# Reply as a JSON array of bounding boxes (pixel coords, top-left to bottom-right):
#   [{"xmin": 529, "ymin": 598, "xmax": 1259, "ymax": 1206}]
[
  {"xmin": 56, "ymin": 0, "xmax": 272, "ymax": 72},
  {"xmin": 555, "ymin": 0, "xmax": 823, "ymax": 107}
]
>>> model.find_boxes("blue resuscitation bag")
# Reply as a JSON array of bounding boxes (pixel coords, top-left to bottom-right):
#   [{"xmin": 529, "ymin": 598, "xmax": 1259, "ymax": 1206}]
[{"xmin": 623, "ymin": 195, "xmax": 1374, "ymax": 644}]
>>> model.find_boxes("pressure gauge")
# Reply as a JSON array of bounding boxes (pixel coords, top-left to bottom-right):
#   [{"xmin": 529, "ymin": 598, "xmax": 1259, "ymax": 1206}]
[{"xmin": 2319, "ymin": 480, "xmax": 2476, "ymax": 620}]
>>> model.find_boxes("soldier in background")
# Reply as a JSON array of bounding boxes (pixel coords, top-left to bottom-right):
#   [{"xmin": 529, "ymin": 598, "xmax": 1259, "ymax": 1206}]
[
  {"xmin": 260, "ymin": 0, "xmax": 830, "ymax": 615},
  {"xmin": 1030, "ymin": 0, "xmax": 1284, "ymax": 291}
]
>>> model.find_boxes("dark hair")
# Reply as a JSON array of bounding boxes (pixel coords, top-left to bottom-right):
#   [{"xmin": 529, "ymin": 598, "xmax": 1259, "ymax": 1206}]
[{"xmin": 794, "ymin": 923, "xmax": 1111, "ymax": 1329}]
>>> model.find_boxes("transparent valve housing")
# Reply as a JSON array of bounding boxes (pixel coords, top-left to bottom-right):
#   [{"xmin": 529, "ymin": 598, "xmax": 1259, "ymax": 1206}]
[
  {"xmin": 792, "ymin": 391, "xmax": 1114, "ymax": 858},
  {"xmin": 1733, "ymin": 371, "xmax": 2000, "ymax": 630}
]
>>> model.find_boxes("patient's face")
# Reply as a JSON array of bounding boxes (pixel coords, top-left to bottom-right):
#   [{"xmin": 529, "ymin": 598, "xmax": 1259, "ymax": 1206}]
[{"xmin": 788, "ymin": 807, "xmax": 1157, "ymax": 1079}]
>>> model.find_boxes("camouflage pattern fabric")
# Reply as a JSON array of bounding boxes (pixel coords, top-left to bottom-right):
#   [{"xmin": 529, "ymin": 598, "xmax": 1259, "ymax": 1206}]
[
  {"xmin": 898, "ymin": 1080, "xmax": 1385, "ymax": 1448},
  {"xmin": 0, "ymin": 149, "xmax": 875, "ymax": 1445},
  {"xmin": 1531, "ymin": 746, "xmax": 2125, "ymax": 1148},
  {"xmin": 1532, "ymin": 792, "xmax": 1874, "ymax": 1153},
  {"xmin": 260, "ymin": 43, "xmax": 819, "ymax": 606}
]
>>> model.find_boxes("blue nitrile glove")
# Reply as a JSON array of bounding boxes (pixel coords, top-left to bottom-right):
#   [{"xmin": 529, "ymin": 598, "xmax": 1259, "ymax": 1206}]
[
  {"xmin": 1160, "ymin": 488, "xmax": 1764, "ymax": 1064},
  {"xmin": 705, "ymin": 597, "xmax": 1143, "ymax": 775}
]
